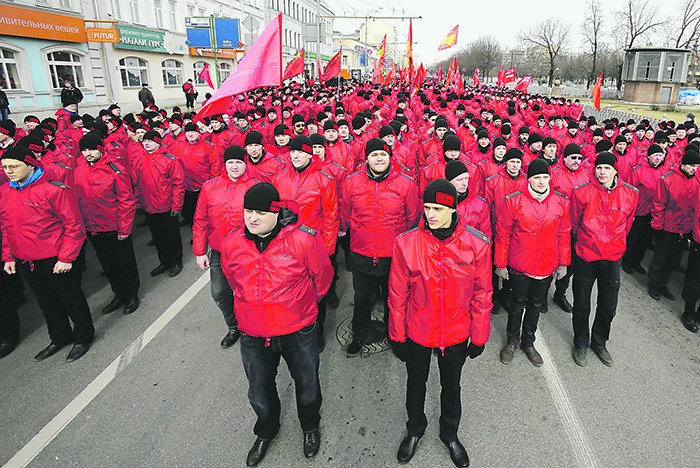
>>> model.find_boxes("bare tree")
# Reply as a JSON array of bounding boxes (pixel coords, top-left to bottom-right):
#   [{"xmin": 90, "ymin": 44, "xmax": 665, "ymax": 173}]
[
  {"xmin": 468, "ymin": 36, "xmax": 503, "ymax": 78},
  {"xmin": 582, "ymin": 1, "xmax": 604, "ymax": 87},
  {"xmin": 673, "ymin": 0, "xmax": 700, "ymax": 48},
  {"xmin": 518, "ymin": 18, "xmax": 571, "ymax": 86}
]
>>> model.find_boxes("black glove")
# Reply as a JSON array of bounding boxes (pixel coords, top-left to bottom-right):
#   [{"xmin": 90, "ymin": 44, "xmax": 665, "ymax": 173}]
[
  {"xmin": 467, "ymin": 342, "xmax": 484, "ymax": 359},
  {"xmin": 390, "ymin": 340, "xmax": 409, "ymax": 362}
]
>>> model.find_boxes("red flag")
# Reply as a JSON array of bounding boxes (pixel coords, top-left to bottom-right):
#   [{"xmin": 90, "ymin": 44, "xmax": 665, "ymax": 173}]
[
  {"xmin": 373, "ymin": 58, "xmax": 381, "ymax": 83},
  {"xmin": 473, "ymin": 68, "xmax": 480, "ymax": 87},
  {"xmin": 196, "ymin": 14, "xmax": 282, "ymax": 121},
  {"xmin": 503, "ymin": 67, "xmax": 516, "ymax": 84},
  {"xmin": 446, "ymin": 62, "xmax": 454, "ymax": 86},
  {"xmin": 321, "ymin": 48, "xmax": 342, "ymax": 82},
  {"xmin": 452, "ymin": 57, "xmax": 458, "ymax": 81},
  {"xmin": 378, "ymin": 35, "xmax": 387, "ymax": 69},
  {"xmin": 407, "ymin": 20, "xmax": 413, "ymax": 82},
  {"xmin": 454, "ymin": 72, "xmax": 464, "ymax": 95},
  {"xmin": 199, "ymin": 63, "xmax": 215, "ymax": 89},
  {"xmin": 283, "ymin": 48, "xmax": 305, "ymax": 80},
  {"xmin": 438, "ymin": 25, "xmax": 459, "ymax": 51},
  {"xmin": 414, "ymin": 63, "xmax": 426, "ymax": 89},
  {"xmin": 592, "ymin": 72, "xmax": 603, "ymax": 111},
  {"xmin": 438, "ymin": 64, "xmax": 443, "ymax": 82},
  {"xmin": 496, "ymin": 64, "xmax": 504, "ymax": 88},
  {"xmin": 384, "ymin": 66, "xmax": 395, "ymax": 84},
  {"xmin": 514, "ymin": 76, "xmax": 532, "ymax": 92}
]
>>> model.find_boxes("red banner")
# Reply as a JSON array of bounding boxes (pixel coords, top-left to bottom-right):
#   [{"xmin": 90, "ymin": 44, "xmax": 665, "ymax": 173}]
[
  {"xmin": 514, "ymin": 76, "xmax": 532, "ymax": 92},
  {"xmin": 198, "ymin": 63, "xmax": 215, "ymax": 89},
  {"xmin": 503, "ymin": 67, "xmax": 517, "ymax": 84},
  {"xmin": 283, "ymin": 48, "xmax": 305, "ymax": 80},
  {"xmin": 592, "ymin": 72, "xmax": 603, "ymax": 111},
  {"xmin": 322, "ymin": 48, "xmax": 342, "ymax": 81},
  {"xmin": 473, "ymin": 68, "xmax": 480, "ymax": 87},
  {"xmin": 438, "ymin": 25, "xmax": 459, "ymax": 51}
]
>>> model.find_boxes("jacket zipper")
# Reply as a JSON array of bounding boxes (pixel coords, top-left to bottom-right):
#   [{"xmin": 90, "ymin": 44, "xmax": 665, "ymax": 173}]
[
  {"xmin": 439, "ymin": 245, "xmax": 445, "ymax": 356},
  {"xmin": 373, "ymin": 181, "xmax": 378, "ymax": 266}
]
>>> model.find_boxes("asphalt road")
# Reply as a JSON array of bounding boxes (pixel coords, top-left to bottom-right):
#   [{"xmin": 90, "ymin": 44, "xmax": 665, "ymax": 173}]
[{"xmin": 1, "ymin": 217, "xmax": 700, "ymax": 468}]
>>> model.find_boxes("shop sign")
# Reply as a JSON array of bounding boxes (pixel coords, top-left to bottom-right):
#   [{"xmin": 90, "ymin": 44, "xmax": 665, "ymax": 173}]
[
  {"xmin": 0, "ymin": 5, "xmax": 85, "ymax": 43},
  {"xmin": 86, "ymin": 27, "xmax": 119, "ymax": 42},
  {"xmin": 115, "ymin": 25, "xmax": 187, "ymax": 54}
]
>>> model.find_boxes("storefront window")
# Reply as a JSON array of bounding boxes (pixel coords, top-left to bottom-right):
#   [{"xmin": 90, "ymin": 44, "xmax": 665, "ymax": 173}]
[
  {"xmin": 0, "ymin": 49, "xmax": 21, "ymax": 90},
  {"xmin": 219, "ymin": 62, "xmax": 231, "ymax": 82},
  {"xmin": 119, "ymin": 57, "xmax": 149, "ymax": 87},
  {"xmin": 193, "ymin": 61, "xmax": 207, "ymax": 85},
  {"xmin": 47, "ymin": 52, "xmax": 84, "ymax": 89},
  {"xmin": 161, "ymin": 59, "xmax": 183, "ymax": 85}
]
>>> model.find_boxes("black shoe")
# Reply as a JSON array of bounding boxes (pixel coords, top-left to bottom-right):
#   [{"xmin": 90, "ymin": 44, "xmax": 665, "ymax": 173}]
[
  {"xmin": 659, "ymin": 287, "xmax": 675, "ymax": 301},
  {"xmin": 0, "ymin": 339, "xmax": 18, "ymax": 359},
  {"xmin": 150, "ymin": 264, "xmax": 169, "ymax": 276},
  {"xmin": 326, "ymin": 290, "xmax": 339, "ymax": 309},
  {"xmin": 648, "ymin": 288, "xmax": 660, "ymax": 300},
  {"xmin": 592, "ymin": 346, "xmax": 614, "ymax": 366},
  {"xmin": 346, "ymin": 339, "xmax": 364, "ymax": 357},
  {"xmin": 682, "ymin": 312, "xmax": 699, "ymax": 333},
  {"xmin": 520, "ymin": 345, "xmax": 544, "ymax": 367},
  {"xmin": 34, "ymin": 342, "xmax": 66, "ymax": 361},
  {"xmin": 220, "ymin": 329, "xmax": 240, "ymax": 348},
  {"xmin": 303, "ymin": 428, "xmax": 321, "ymax": 459},
  {"xmin": 491, "ymin": 299, "xmax": 501, "ymax": 315},
  {"xmin": 622, "ymin": 263, "xmax": 634, "ymax": 274},
  {"xmin": 318, "ymin": 333, "xmax": 326, "ymax": 353},
  {"xmin": 443, "ymin": 439, "xmax": 470, "ymax": 467},
  {"xmin": 123, "ymin": 296, "xmax": 140, "ymax": 315},
  {"xmin": 66, "ymin": 341, "xmax": 93, "ymax": 362},
  {"xmin": 246, "ymin": 438, "xmax": 271, "ymax": 466},
  {"xmin": 397, "ymin": 435, "xmax": 420, "ymax": 463},
  {"xmin": 553, "ymin": 291, "xmax": 573, "ymax": 313},
  {"xmin": 572, "ymin": 347, "xmax": 587, "ymax": 367},
  {"xmin": 102, "ymin": 296, "xmax": 125, "ymax": 314},
  {"xmin": 168, "ymin": 263, "xmax": 183, "ymax": 277},
  {"xmin": 541, "ymin": 300, "xmax": 548, "ymax": 314},
  {"xmin": 147, "ymin": 239, "xmax": 155, "ymax": 246},
  {"xmin": 634, "ymin": 263, "xmax": 647, "ymax": 275}
]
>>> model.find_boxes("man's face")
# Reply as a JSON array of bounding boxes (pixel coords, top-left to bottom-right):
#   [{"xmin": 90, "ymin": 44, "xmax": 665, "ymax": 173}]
[
  {"xmin": 494, "ymin": 146, "xmax": 506, "ymax": 159},
  {"xmin": 135, "ymin": 129, "xmax": 146, "ymax": 141},
  {"xmin": 367, "ymin": 150, "xmax": 390, "ymax": 173},
  {"xmin": 211, "ymin": 121, "xmax": 223, "ymax": 131},
  {"xmin": 382, "ymin": 134, "xmax": 396, "ymax": 147},
  {"xmin": 1, "ymin": 159, "xmax": 34, "ymax": 184},
  {"xmin": 529, "ymin": 174, "xmax": 550, "ymax": 193},
  {"xmin": 444, "ymin": 149, "xmax": 460, "ymax": 160},
  {"xmin": 435, "ymin": 128, "xmax": 448, "ymax": 140},
  {"xmin": 112, "ymin": 108, "xmax": 122, "ymax": 117},
  {"xmin": 267, "ymin": 112, "xmax": 277, "ymax": 122},
  {"xmin": 274, "ymin": 134, "xmax": 290, "ymax": 146},
  {"xmin": 66, "ymin": 104, "xmax": 77, "ymax": 113},
  {"xmin": 290, "ymin": 150, "xmax": 312, "ymax": 169},
  {"xmin": 226, "ymin": 159, "xmax": 247, "ymax": 180},
  {"xmin": 564, "ymin": 153, "xmax": 583, "ymax": 171},
  {"xmin": 26, "ymin": 122, "xmax": 39, "ymax": 131},
  {"xmin": 681, "ymin": 164, "xmax": 700, "ymax": 177},
  {"xmin": 530, "ymin": 141, "xmax": 542, "ymax": 153},
  {"xmin": 604, "ymin": 128, "xmax": 615, "ymax": 138},
  {"xmin": 455, "ymin": 109, "xmax": 465, "ymax": 117},
  {"xmin": 307, "ymin": 123, "xmax": 319, "ymax": 134},
  {"xmin": 568, "ymin": 127, "xmax": 578, "ymax": 137},
  {"xmin": 338, "ymin": 125, "xmax": 349, "ymax": 138},
  {"xmin": 424, "ymin": 203, "xmax": 454, "ymax": 230},
  {"xmin": 648, "ymin": 152, "xmax": 665, "ymax": 167},
  {"xmin": 505, "ymin": 158, "xmax": 522, "ymax": 175},
  {"xmin": 645, "ymin": 130, "xmax": 654, "ymax": 140},
  {"xmin": 554, "ymin": 119, "xmax": 563, "ymax": 129},
  {"xmin": 595, "ymin": 164, "xmax": 616, "ymax": 187},
  {"xmin": 82, "ymin": 148, "xmax": 102, "ymax": 164},
  {"xmin": 518, "ymin": 133, "xmax": 529, "ymax": 144},
  {"xmin": 478, "ymin": 137, "xmax": 489, "ymax": 148},
  {"xmin": 293, "ymin": 122, "xmax": 305, "ymax": 134},
  {"xmin": 169, "ymin": 122, "xmax": 181, "ymax": 133},
  {"xmin": 72, "ymin": 119, "xmax": 83, "ymax": 129},
  {"xmin": 615, "ymin": 142, "xmax": 627, "ymax": 153},
  {"xmin": 238, "ymin": 118, "xmax": 249, "ymax": 128},
  {"xmin": 246, "ymin": 143, "xmax": 263, "ymax": 159},
  {"xmin": 312, "ymin": 144, "xmax": 325, "ymax": 159},
  {"xmin": 142, "ymin": 139, "xmax": 159, "ymax": 152},
  {"xmin": 678, "ymin": 129, "xmax": 687, "ymax": 139},
  {"xmin": 543, "ymin": 143, "xmax": 557, "ymax": 158},
  {"xmin": 244, "ymin": 209, "xmax": 278, "ymax": 237},
  {"xmin": 450, "ymin": 172, "xmax": 469, "ymax": 194},
  {"xmin": 324, "ymin": 129, "xmax": 339, "ymax": 143},
  {"xmin": 186, "ymin": 130, "xmax": 200, "ymax": 144}
]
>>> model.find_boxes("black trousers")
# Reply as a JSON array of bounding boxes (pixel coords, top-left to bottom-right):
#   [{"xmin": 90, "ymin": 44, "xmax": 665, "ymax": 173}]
[
  {"xmin": 682, "ymin": 239, "xmax": 700, "ymax": 305},
  {"xmin": 185, "ymin": 93, "xmax": 196, "ymax": 108},
  {"xmin": 0, "ymin": 269, "xmax": 20, "ymax": 343},
  {"xmin": 507, "ymin": 271, "xmax": 553, "ymax": 347},
  {"xmin": 572, "ymin": 254, "xmax": 620, "ymax": 350},
  {"xmin": 17, "ymin": 257, "xmax": 95, "ymax": 345},
  {"xmin": 648, "ymin": 230, "xmax": 690, "ymax": 290},
  {"xmin": 622, "ymin": 214, "xmax": 653, "ymax": 268},
  {"xmin": 146, "ymin": 211, "xmax": 183, "ymax": 267},
  {"xmin": 88, "ymin": 230, "xmax": 140, "ymax": 299},
  {"xmin": 181, "ymin": 189, "xmax": 200, "ymax": 227},
  {"xmin": 351, "ymin": 269, "xmax": 389, "ymax": 342},
  {"xmin": 316, "ymin": 252, "xmax": 337, "ymax": 337},
  {"xmin": 405, "ymin": 339, "xmax": 467, "ymax": 443}
]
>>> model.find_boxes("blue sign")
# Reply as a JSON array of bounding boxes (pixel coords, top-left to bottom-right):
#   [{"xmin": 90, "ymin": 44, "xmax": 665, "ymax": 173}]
[
  {"xmin": 214, "ymin": 18, "xmax": 240, "ymax": 49},
  {"xmin": 360, "ymin": 54, "xmax": 365, "ymax": 65},
  {"xmin": 186, "ymin": 28, "xmax": 211, "ymax": 47}
]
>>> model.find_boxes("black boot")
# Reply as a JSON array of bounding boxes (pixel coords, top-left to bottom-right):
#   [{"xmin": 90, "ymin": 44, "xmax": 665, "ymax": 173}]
[
  {"xmin": 685, "ymin": 302, "xmax": 700, "ymax": 333},
  {"xmin": 553, "ymin": 288, "xmax": 573, "ymax": 313}
]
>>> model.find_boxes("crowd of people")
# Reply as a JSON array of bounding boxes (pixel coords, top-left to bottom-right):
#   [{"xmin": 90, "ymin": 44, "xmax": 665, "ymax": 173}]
[{"xmin": 1, "ymin": 80, "xmax": 699, "ymax": 467}]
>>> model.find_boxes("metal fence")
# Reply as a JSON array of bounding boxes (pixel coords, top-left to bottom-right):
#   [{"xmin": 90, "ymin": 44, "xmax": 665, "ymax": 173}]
[
  {"xmin": 582, "ymin": 105, "xmax": 664, "ymax": 126},
  {"xmin": 525, "ymin": 84, "xmax": 623, "ymax": 100}
]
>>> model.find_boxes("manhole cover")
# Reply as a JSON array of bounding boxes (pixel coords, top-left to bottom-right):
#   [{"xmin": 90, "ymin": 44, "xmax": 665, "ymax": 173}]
[{"xmin": 336, "ymin": 308, "xmax": 391, "ymax": 356}]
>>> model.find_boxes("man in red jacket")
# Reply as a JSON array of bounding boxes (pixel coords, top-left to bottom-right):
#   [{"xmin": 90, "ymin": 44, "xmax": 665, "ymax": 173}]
[
  {"xmin": 0, "ymin": 146, "xmax": 95, "ymax": 362},
  {"xmin": 74, "ymin": 133, "xmax": 140, "ymax": 315},
  {"xmin": 495, "ymin": 159, "xmax": 571, "ymax": 366},
  {"xmin": 131, "ymin": 130, "xmax": 186, "ymax": 277},
  {"xmin": 193, "ymin": 145, "xmax": 258, "ymax": 348},
  {"xmin": 570, "ymin": 152, "xmax": 639, "ymax": 366},
  {"xmin": 340, "ymin": 138, "xmax": 421, "ymax": 357},
  {"xmin": 388, "ymin": 179, "xmax": 491, "ymax": 468},
  {"xmin": 221, "ymin": 183, "xmax": 333, "ymax": 466}
]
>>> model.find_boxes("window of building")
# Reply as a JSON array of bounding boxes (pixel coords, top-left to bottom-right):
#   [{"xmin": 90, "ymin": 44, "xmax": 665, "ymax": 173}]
[
  {"xmin": 130, "ymin": 0, "xmax": 140, "ymax": 23},
  {"xmin": 119, "ymin": 57, "xmax": 149, "ymax": 87},
  {"xmin": 198, "ymin": 7, "xmax": 206, "ymax": 16},
  {"xmin": 218, "ymin": 62, "xmax": 231, "ymax": 82},
  {"xmin": 187, "ymin": 4, "xmax": 194, "ymax": 16},
  {"xmin": 169, "ymin": 1, "xmax": 177, "ymax": 30},
  {"xmin": 47, "ymin": 52, "xmax": 84, "ymax": 89},
  {"xmin": 59, "ymin": 0, "xmax": 72, "ymax": 8},
  {"xmin": 193, "ymin": 61, "xmax": 207, "ymax": 85},
  {"xmin": 110, "ymin": 0, "xmax": 122, "ymax": 19},
  {"xmin": 154, "ymin": 0, "xmax": 164, "ymax": 28},
  {"xmin": 0, "ymin": 49, "xmax": 21, "ymax": 90},
  {"xmin": 342, "ymin": 55, "xmax": 348, "ymax": 67},
  {"xmin": 161, "ymin": 59, "xmax": 183, "ymax": 85}
]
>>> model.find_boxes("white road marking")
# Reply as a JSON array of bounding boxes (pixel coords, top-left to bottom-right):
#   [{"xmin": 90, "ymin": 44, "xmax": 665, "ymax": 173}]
[
  {"xmin": 3, "ymin": 272, "xmax": 210, "ymax": 468},
  {"xmin": 536, "ymin": 329, "xmax": 600, "ymax": 468}
]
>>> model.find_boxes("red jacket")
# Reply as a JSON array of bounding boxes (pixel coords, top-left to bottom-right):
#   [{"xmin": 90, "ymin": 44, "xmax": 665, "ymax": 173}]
[
  {"xmin": 73, "ymin": 156, "xmax": 137, "ymax": 236},
  {"xmin": 550, "ymin": 165, "xmax": 589, "ymax": 198},
  {"xmin": 174, "ymin": 138, "xmax": 220, "ymax": 190},
  {"xmin": 220, "ymin": 206, "xmax": 333, "ymax": 338},
  {"xmin": 272, "ymin": 158, "xmax": 339, "ymax": 255},
  {"xmin": 0, "ymin": 170, "xmax": 85, "ymax": 263},
  {"xmin": 130, "ymin": 146, "xmax": 186, "ymax": 214},
  {"xmin": 246, "ymin": 151, "xmax": 287, "ymax": 183},
  {"xmin": 388, "ymin": 220, "xmax": 493, "ymax": 349},
  {"xmin": 571, "ymin": 176, "xmax": 639, "ymax": 262},
  {"xmin": 420, "ymin": 157, "xmax": 475, "ymax": 194},
  {"xmin": 417, "ymin": 134, "xmax": 443, "ymax": 172},
  {"xmin": 192, "ymin": 171, "xmax": 259, "ymax": 255},
  {"xmin": 340, "ymin": 165, "xmax": 421, "ymax": 260},
  {"xmin": 627, "ymin": 159, "xmax": 667, "ymax": 216},
  {"xmin": 457, "ymin": 192, "xmax": 492, "ymax": 237},
  {"xmin": 210, "ymin": 127, "xmax": 236, "ymax": 160},
  {"xmin": 495, "ymin": 188, "xmax": 571, "ymax": 277},
  {"xmin": 651, "ymin": 167, "xmax": 700, "ymax": 234}
]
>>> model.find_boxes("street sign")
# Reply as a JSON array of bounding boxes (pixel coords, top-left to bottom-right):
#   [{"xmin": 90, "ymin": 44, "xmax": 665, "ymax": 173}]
[
  {"xmin": 185, "ymin": 17, "xmax": 210, "ymax": 27},
  {"xmin": 242, "ymin": 15, "xmax": 259, "ymax": 31},
  {"xmin": 86, "ymin": 28, "xmax": 119, "ymax": 43}
]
